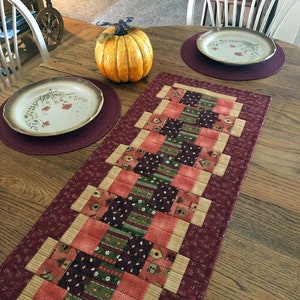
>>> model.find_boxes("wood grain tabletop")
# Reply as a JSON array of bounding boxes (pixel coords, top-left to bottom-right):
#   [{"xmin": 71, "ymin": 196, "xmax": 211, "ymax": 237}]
[{"xmin": 0, "ymin": 18, "xmax": 299, "ymax": 299}]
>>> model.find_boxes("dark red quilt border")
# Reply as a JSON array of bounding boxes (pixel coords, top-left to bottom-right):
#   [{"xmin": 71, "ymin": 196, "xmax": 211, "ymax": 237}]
[{"xmin": 0, "ymin": 72, "xmax": 271, "ymax": 299}]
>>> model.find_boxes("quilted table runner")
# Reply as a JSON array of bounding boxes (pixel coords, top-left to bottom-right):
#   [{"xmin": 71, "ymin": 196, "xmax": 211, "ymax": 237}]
[{"xmin": 0, "ymin": 72, "xmax": 271, "ymax": 299}]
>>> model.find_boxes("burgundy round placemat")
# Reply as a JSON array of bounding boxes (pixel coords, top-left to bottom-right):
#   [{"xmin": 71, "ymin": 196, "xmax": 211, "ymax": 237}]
[
  {"xmin": 181, "ymin": 32, "xmax": 285, "ymax": 81},
  {"xmin": 0, "ymin": 78, "xmax": 121, "ymax": 155}
]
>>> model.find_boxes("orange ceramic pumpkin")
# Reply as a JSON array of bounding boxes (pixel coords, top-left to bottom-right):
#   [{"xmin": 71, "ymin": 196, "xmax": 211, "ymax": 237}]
[{"xmin": 95, "ymin": 19, "xmax": 153, "ymax": 83}]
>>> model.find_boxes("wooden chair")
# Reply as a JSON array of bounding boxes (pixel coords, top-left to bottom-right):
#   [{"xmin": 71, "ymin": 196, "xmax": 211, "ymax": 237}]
[
  {"xmin": 186, "ymin": 0, "xmax": 299, "ymax": 37},
  {"xmin": 0, "ymin": 0, "xmax": 49, "ymax": 90}
]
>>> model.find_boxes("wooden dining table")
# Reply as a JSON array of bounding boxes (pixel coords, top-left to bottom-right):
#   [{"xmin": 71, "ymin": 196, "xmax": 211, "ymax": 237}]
[{"xmin": 0, "ymin": 18, "xmax": 299, "ymax": 299}]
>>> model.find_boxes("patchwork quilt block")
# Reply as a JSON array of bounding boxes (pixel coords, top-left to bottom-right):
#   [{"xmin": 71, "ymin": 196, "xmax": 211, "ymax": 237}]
[{"xmin": 1, "ymin": 73, "xmax": 271, "ymax": 300}]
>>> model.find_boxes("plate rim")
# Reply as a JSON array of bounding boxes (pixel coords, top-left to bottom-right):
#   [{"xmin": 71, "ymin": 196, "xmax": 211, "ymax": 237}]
[
  {"xmin": 196, "ymin": 27, "xmax": 277, "ymax": 66},
  {"xmin": 3, "ymin": 77, "xmax": 104, "ymax": 137}
]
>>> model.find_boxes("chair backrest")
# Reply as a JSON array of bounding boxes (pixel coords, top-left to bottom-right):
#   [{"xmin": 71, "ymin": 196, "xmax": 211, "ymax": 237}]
[
  {"xmin": 0, "ymin": 0, "xmax": 49, "ymax": 90},
  {"xmin": 187, "ymin": 0, "xmax": 299, "ymax": 38}
]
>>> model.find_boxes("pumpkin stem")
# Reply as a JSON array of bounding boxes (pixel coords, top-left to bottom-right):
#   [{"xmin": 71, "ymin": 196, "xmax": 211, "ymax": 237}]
[{"xmin": 98, "ymin": 17, "xmax": 134, "ymax": 36}]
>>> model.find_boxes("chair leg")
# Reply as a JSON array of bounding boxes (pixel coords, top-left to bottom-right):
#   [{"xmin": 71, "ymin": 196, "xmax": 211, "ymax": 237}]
[
  {"xmin": 187, "ymin": 0, "xmax": 197, "ymax": 25},
  {"xmin": 200, "ymin": 0, "xmax": 208, "ymax": 25}
]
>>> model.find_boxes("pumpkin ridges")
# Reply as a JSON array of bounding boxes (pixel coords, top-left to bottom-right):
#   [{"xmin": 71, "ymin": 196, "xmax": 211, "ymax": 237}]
[
  {"xmin": 125, "ymin": 35, "xmax": 144, "ymax": 82},
  {"xmin": 116, "ymin": 36, "xmax": 129, "ymax": 82},
  {"xmin": 129, "ymin": 31, "xmax": 146, "ymax": 78},
  {"xmin": 129, "ymin": 29, "xmax": 153, "ymax": 78},
  {"xmin": 95, "ymin": 41, "xmax": 108, "ymax": 79},
  {"xmin": 95, "ymin": 25, "xmax": 153, "ymax": 83},
  {"xmin": 104, "ymin": 37, "xmax": 122, "ymax": 83},
  {"xmin": 95, "ymin": 27, "xmax": 119, "ymax": 82},
  {"xmin": 130, "ymin": 29, "xmax": 153, "ymax": 51}
]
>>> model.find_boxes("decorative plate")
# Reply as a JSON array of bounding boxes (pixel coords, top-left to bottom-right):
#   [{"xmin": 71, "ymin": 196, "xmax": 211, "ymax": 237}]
[
  {"xmin": 3, "ymin": 77, "xmax": 104, "ymax": 136},
  {"xmin": 197, "ymin": 27, "xmax": 276, "ymax": 65}
]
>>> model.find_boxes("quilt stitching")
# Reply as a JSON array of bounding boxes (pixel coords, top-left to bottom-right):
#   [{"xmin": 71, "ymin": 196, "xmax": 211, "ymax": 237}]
[{"xmin": 11, "ymin": 76, "xmax": 271, "ymax": 300}]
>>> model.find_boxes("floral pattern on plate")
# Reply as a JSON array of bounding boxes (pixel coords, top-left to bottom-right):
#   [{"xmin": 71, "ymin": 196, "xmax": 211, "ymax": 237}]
[
  {"xmin": 207, "ymin": 39, "xmax": 262, "ymax": 63},
  {"xmin": 3, "ymin": 77, "xmax": 104, "ymax": 136},
  {"xmin": 196, "ymin": 27, "xmax": 276, "ymax": 65},
  {"xmin": 24, "ymin": 89, "xmax": 90, "ymax": 132}
]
